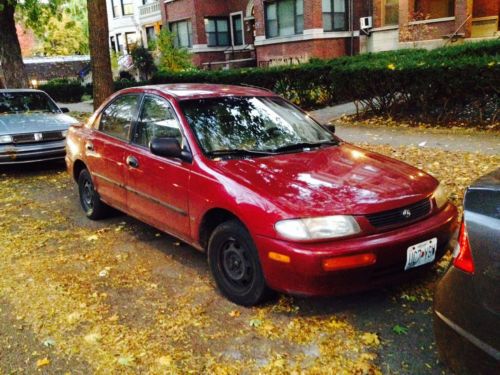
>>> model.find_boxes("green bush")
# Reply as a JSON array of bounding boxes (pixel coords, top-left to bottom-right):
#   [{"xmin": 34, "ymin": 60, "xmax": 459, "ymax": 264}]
[
  {"xmin": 151, "ymin": 39, "xmax": 500, "ymax": 124},
  {"xmin": 40, "ymin": 79, "xmax": 85, "ymax": 103}
]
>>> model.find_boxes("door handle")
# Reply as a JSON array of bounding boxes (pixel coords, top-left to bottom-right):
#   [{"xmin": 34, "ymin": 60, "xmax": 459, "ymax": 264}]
[
  {"xmin": 85, "ymin": 142, "xmax": 94, "ymax": 151},
  {"xmin": 126, "ymin": 155, "xmax": 139, "ymax": 168}
]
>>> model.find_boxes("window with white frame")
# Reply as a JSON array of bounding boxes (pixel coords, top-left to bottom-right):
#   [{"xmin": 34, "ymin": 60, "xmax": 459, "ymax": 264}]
[
  {"xmin": 265, "ymin": 0, "xmax": 304, "ymax": 38},
  {"xmin": 322, "ymin": 0, "xmax": 348, "ymax": 32},
  {"xmin": 170, "ymin": 20, "xmax": 193, "ymax": 48},
  {"xmin": 121, "ymin": 0, "xmax": 134, "ymax": 16},
  {"xmin": 231, "ymin": 13, "xmax": 244, "ymax": 46}
]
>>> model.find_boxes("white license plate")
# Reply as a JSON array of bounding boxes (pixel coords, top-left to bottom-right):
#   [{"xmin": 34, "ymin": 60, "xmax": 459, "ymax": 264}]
[{"xmin": 405, "ymin": 238, "xmax": 437, "ymax": 270}]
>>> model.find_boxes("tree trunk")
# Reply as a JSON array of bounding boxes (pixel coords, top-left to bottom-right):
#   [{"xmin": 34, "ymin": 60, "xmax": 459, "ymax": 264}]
[
  {"xmin": 0, "ymin": 0, "xmax": 29, "ymax": 88},
  {"xmin": 87, "ymin": 0, "xmax": 113, "ymax": 109}
]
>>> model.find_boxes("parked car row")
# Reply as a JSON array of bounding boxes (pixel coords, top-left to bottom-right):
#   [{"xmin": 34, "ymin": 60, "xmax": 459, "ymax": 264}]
[
  {"xmin": 0, "ymin": 89, "xmax": 78, "ymax": 164},
  {"xmin": 2, "ymin": 85, "xmax": 498, "ymax": 373}
]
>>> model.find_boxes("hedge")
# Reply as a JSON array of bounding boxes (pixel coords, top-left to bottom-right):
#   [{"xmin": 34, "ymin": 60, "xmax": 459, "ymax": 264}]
[
  {"xmin": 40, "ymin": 79, "xmax": 85, "ymax": 103},
  {"xmin": 41, "ymin": 40, "xmax": 500, "ymax": 123}
]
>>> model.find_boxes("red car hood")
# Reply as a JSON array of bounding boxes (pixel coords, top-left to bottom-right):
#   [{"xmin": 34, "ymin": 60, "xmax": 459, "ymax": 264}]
[{"xmin": 210, "ymin": 144, "xmax": 438, "ymax": 217}]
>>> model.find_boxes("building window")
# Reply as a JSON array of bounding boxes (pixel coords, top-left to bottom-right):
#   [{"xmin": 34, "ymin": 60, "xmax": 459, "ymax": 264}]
[
  {"xmin": 265, "ymin": 0, "xmax": 304, "ymax": 38},
  {"xmin": 231, "ymin": 14, "xmax": 244, "ymax": 46},
  {"xmin": 116, "ymin": 33, "xmax": 122, "ymax": 52},
  {"xmin": 205, "ymin": 18, "xmax": 230, "ymax": 47},
  {"xmin": 414, "ymin": 0, "xmax": 455, "ymax": 19},
  {"xmin": 121, "ymin": 0, "xmax": 134, "ymax": 16},
  {"xmin": 322, "ymin": 0, "xmax": 348, "ymax": 31},
  {"xmin": 383, "ymin": 0, "xmax": 399, "ymax": 25},
  {"xmin": 111, "ymin": 0, "xmax": 120, "ymax": 17},
  {"xmin": 170, "ymin": 20, "xmax": 193, "ymax": 48},
  {"xmin": 110, "ymin": 36, "xmax": 116, "ymax": 52},
  {"xmin": 125, "ymin": 32, "xmax": 137, "ymax": 53},
  {"xmin": 145, "ymin": 26, "xmax": 156, "ymax": 47}
]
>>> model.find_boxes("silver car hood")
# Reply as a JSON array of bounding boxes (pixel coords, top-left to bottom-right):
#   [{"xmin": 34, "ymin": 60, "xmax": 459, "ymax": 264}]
[{"xmin": 0, "ymin": 113, "xmax": 79, "ymax": 135}]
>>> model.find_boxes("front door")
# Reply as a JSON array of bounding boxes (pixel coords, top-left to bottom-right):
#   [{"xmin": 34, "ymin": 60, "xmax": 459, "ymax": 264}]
[
  {"xmin": 87, "ymin": 94, "xmax": 141, "ymax": 211},
  {"xmin": 126, "ymin": 94, "xmax": 191, "ymax": 239}
]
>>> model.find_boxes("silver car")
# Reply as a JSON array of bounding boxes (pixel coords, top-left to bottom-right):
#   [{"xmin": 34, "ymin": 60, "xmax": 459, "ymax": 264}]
[{"xmin": 0, "ymin": 89, "xmax": 79, "ymax": 165}]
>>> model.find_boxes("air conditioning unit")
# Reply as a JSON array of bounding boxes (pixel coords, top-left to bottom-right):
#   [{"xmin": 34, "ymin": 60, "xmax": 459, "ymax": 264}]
[{"xmin": 360, "ymin": 16, "xmax": 373, "ymax": 30}]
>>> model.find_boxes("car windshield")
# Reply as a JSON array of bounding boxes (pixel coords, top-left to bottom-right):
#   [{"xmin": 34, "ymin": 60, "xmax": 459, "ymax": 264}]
[
  {"xmin": 179, "ymin": 96, "xmax": 336, "ymax": 156},
  {"xmin": 0, "ymin": 92, "xmax": 59, "ymax": 114}
]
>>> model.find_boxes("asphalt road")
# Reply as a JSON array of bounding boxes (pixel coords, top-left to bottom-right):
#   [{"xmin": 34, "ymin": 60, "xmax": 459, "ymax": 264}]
[{"xmin": 0, "ymin": 161, "xmax": 454, "ymax": 374}]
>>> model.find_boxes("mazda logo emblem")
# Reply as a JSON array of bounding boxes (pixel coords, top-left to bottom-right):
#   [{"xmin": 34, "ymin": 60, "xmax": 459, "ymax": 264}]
[{"xmin": 402, "ymin": 209, "xmax": 412, "ymax": 218}]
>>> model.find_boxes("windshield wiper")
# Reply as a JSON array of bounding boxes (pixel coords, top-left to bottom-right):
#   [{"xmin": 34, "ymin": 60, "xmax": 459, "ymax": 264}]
[
  {"xmin": 270, "ymin": 140, "xmax": 339, "ymax": 153},
  {"xmin": 206, "ymin": 149, "xmax": 277, "ymax": 159}
]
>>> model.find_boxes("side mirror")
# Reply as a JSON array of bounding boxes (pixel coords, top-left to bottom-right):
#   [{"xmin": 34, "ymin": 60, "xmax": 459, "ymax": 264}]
[
  {"xmin": 150, "ymin": 137, "xmax": 191, "ymax": 162},
  {"xmin": 324, "ymin": 123, "xmax": 335, "ymax": 134},
  {"xmin": 60, "ymin": 107, "xmax": 70, "ymax": 113}
]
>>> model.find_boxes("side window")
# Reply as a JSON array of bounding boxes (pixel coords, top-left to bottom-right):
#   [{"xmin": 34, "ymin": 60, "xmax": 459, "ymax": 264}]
[
  {"xmin": 132, "ymin": 96, "xmax": 182, "ymax": 148},
  {"xmin": 99, "ymin": 95, "xmax": 140, "ymax": 140}
]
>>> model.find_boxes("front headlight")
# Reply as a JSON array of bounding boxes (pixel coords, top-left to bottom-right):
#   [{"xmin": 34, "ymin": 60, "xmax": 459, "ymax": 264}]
[
  {"xmin": 0, "ymin": 135, "xmax": 13, "ymax": 144},
  {"xmin": 433, "ymin": 183, "xmax": 448, "ymax": 209},
  {"xmin": 275, "ymin": 215, "xmax": 361, "ymax": 241}
]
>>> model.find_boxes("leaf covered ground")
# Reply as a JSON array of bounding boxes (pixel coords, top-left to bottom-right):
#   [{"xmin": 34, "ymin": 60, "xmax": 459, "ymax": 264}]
[{"xmin": 0, "ymin": 144, "xmax": 498, "ymax": 374}]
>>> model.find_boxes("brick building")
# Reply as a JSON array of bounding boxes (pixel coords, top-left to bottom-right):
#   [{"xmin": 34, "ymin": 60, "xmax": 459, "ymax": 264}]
[{"xmin": 159, "ymin": 0, "xmax": 499, "ymax": 68}]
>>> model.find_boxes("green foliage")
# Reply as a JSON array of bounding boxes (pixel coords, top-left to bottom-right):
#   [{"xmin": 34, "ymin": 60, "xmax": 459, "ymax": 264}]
[
  {"xmin": 19, "ymin": 0, "xmax": 89, "ymax": 56},
  {"xmin": 40, "ymin": 79, "xmax": 84, "ymax": 102},
  {"xmin": 155, "ymin": 29, "xmax": 193, "ymax": 72},
  {"xmin": 151, "ymin": 40, "xmax": 500, "ymax": 124},
  {"xmin": 131, "ymin": 46, "xmax": 156, "ymax": 80}
]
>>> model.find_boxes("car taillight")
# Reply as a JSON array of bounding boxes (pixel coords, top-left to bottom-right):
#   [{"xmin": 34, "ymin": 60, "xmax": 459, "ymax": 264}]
[{"xmin": 453, "ymin": 219, "xmax": 474, "ymax": 274}]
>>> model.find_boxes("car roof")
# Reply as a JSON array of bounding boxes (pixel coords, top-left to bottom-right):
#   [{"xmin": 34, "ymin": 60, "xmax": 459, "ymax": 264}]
[
  {"xmin": 123, "ymin": 83, "xmax": 277, "ymax": 100},
  {"xmin": 0, "ymin": 89, "xmax": 45, "ymax": 93}
]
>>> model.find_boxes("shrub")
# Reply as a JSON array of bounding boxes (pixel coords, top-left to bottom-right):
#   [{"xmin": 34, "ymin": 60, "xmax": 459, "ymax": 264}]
[
  {"xmin": 131, "ymin": 46, "xmax": 156, "ymax": 80},
  {"xmin": 40, "ymin": 79, "xmax": 85, "ymax": 103},
  {"xmin": 156, "ymin": 29, "xmax": 193, "ymax": 72}
]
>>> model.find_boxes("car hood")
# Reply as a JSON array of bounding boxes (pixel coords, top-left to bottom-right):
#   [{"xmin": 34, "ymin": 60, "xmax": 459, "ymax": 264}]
[
  {"xmin": 0, "ymin": 113, "xmax": 78, "ymax": 135},
  {"xmin": 210, "ymin": 144, "xmax": 438, "ymax": 217}
]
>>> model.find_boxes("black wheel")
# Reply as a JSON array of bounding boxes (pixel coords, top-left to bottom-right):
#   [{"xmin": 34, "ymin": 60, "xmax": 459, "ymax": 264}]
[
  {"xmin": 208, "ymin": 220, "xmax": 272, "ymax": 306},
  {"xmin": 78, "ymin": 169, "xmax": 110, "ymax": 220}
]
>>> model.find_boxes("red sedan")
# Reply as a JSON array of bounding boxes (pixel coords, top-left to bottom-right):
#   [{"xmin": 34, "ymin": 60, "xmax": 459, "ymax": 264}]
[{"xmin": 66, "ymin": 84, "xmax": 458, "ymax": 306}]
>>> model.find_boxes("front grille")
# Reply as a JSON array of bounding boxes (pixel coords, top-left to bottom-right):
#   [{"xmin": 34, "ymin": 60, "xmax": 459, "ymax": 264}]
[
  {"xmin": 366, "ymin": 198, "xmax": 432, "ymax": 228},
  {"xmin": 12, "ymin": 131, "xmax": 64, "ymax": 144},
  {"xmin": 12, "ymin": 133, "xmax": 36, "ymax": 143}
]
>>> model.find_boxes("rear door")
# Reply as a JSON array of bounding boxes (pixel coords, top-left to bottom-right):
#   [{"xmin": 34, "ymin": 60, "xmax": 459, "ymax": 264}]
[
  {"xmin": 86, "ymin": 94, "xmax": 141, "ymax": 211},
  {"xmin": 125, "ymin": 94, "xmax": 191, "ymax": 239}
]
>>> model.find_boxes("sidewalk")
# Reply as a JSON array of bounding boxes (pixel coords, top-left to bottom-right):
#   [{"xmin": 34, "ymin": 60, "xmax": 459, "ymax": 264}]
[
  {"xmin": 310, "ymin": 104, "xmax": 500, "ymax": 155},
  {"xmin": 57, "ymin": 100, "xmax": 93, "ymax": 113}
]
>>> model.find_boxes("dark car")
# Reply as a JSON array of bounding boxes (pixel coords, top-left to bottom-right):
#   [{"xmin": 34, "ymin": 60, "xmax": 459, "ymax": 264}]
[
  {"xmin": 66, "ymin": 84, "xmax": 458, "ymax": 306},
  {"xmin": 0, "ymin": 89, "xmax": 79, "ymax": 165},
  {"xmin": 434, "ymin": 168, "xmax": 500, "ymax": 374}
]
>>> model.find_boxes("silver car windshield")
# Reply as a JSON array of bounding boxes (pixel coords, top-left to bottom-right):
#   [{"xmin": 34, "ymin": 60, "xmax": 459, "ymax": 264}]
[{"xmin": 0, "ymin": 92, "xmax": 59, "ymax": 114}]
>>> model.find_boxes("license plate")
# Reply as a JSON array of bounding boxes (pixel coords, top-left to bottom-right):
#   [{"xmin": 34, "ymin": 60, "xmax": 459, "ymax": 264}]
[{"xmin": 405, "ymin": 238, "xmax": 437, "ymax": 270}]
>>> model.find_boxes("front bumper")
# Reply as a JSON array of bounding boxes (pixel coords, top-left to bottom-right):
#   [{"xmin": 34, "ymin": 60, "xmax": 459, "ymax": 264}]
[
  {"xmin": 0, "ymin": 140, "xmax": 66, "ymax": 165},
  {"xmin": 255, "ymin": 203, "xmax": 458, "ymax": 296}
]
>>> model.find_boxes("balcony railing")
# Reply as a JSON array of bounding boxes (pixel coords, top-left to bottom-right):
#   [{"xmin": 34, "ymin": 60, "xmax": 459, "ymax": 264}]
[{"xmin": 139, "ymin": 1, "xmax": 160, "ymax": 18}]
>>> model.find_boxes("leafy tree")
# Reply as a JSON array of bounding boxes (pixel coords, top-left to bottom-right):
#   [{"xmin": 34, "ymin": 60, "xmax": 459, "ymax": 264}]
[
  {"xmin": 35, "ymin": 12, "xmax": 89, "ymax": 56},
  {"xmin": 131, "ymin": 46, "xmax": 156, "ymax": 81},
  {"xmin": 156, "ymin": 29, "xmax": 192, "ymax": 72}
]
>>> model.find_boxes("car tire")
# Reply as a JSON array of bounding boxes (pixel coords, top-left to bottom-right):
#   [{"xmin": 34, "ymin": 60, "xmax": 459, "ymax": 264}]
[
  {"xmin": 78, "ymin": 169, "xmax": 110, "ymax": 220},
  {"xmin": 208, "ymin": 220, "xmax": 273, "ymax": 306}
]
